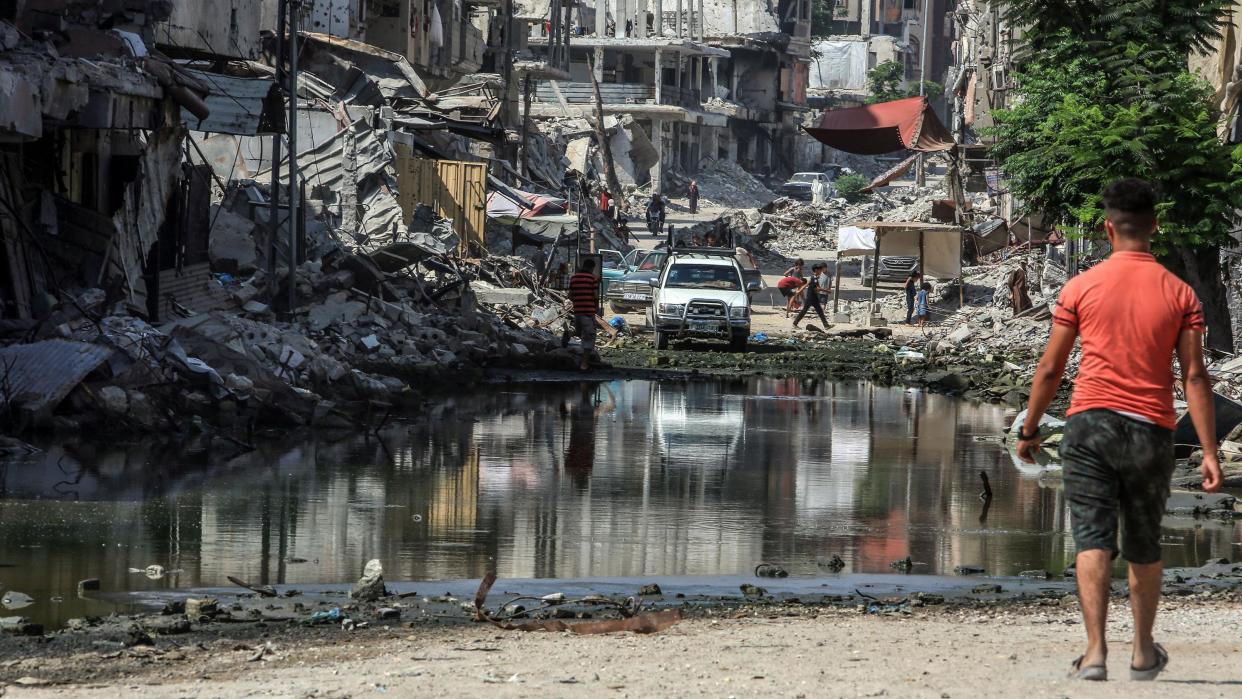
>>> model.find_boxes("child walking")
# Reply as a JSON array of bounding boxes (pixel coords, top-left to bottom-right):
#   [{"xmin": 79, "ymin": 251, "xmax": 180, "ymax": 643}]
[{"xmin": 915, "ymin": 282, "xmax": 931, "ymax": 331}]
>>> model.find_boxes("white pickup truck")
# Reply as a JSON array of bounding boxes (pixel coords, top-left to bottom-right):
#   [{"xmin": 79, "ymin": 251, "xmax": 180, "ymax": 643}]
[{"xmin": 646, "ymin": 251, "xmax": 756, "ymax": 352}]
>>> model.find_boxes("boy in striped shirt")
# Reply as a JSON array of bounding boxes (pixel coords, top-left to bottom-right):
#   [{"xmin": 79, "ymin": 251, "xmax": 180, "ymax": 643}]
[{"xmin": 568, "ymin": 259, "xmax": 600, "ymax": 371}]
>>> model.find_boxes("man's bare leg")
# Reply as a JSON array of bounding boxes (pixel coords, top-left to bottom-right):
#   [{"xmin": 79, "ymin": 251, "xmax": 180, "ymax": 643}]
[
  {"xmin": 1076, "ymin": 549, "xmax": 1112, "ymax": 668},
  {"xmin": 1128, "ymin": 561, "xmax": 1163, "ymax": 669}
]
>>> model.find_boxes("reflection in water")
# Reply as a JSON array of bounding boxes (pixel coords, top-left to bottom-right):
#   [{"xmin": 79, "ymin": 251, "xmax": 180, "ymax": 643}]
[{"xmin": 0, "ymin": 378, "xmax": 1238, "ymax": 626}]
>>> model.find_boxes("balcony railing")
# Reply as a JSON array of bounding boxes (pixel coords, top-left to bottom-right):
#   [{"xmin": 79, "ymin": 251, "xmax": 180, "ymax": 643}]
[{"xmin": 535, "ymin": 82, "xmax": 703, "ymax": 109}]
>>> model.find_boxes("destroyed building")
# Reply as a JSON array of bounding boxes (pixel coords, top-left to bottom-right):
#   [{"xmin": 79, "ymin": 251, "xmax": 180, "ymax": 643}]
[{"xmin": 0, "ymin": 0, "xmax": 591, "ymax": 435}]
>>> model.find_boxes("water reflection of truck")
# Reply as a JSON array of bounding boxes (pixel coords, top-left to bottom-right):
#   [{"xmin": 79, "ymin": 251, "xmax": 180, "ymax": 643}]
[{"xmin": 649, "ymin": 383, "xmax": 746, "ymax": 464}]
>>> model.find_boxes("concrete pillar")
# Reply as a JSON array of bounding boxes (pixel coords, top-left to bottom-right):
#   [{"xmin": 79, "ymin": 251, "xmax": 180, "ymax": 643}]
[
  {"xmin": 654, "ymin": 48, "xmax": 663, "ymax": 103},
  {"xmin": 594, "ymin": 46, "xmax": 604, "ymax": 81},
  {"xmin": 711, "ymin": 56, "xmax": 721, "ymax": 98},
  {"xmin": 696, "ymin": 0, "xmax": 704, "ymax": 40},
  {"xmin": 676, "ymin": 51, "xmax": 683, "ymax": 90},
  {"xmin": 676, "ymin": 0, "xmax": 683, "ymax": 37},
  {"xmin": 730, "ymin": 62, "xmax": 739, "ymax": 100},
  {"xmin": 706, "ymin": 125, "xmax": 719, "ymax": 161},
  {"xmin": 596, "ymin": 0, "xmax": 607, "ymax": 36},
  {"xmin": 861, "ymin": 0, "xmax": 871, "ymax": 37},
  {"xmin": 656, "ymin": 0, "xmax": 664, "ymax": 35},
  {"xmin": 650, "ymin": 118, "xmax": 664, "ymax": 193},
  {"xmin": 727, "ymin": 130, "xmax": 738, "ymax": 161}
]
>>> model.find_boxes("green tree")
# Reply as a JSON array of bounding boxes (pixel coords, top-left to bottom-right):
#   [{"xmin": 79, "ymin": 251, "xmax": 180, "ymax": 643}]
[
  {"xmin": 835, "ymin": 173, "xmax": 873, "ymax": 203},
  {"xmin": 989, "ymin": 1, "xmax": 1242, "ymax": 351},
  {"xmin": 811, "ymin": 0, "xmax": 836, "ymax": 36},
  {"xmin": 867, "ymin": 60, "xmax": 943, "ymax": 104}
]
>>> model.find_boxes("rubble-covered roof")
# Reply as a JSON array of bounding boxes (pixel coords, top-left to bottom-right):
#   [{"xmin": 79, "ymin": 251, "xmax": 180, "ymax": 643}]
[{"xmin": 299, "ymin": 32, "xmax": 427, "ymax": 102}]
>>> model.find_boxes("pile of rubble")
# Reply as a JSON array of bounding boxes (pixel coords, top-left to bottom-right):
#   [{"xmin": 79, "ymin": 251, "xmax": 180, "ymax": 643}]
[
  {"xmin": 685, "ymin": 160, "xmax": 778, "ymax": 209},
  {"xmin": 0, "ymin": 244, "xmax": 580, "ymax": 437}
]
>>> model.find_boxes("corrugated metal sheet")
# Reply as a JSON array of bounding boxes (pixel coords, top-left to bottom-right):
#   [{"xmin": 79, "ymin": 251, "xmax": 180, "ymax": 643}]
[
  {"xmin": 159, "ymin": 262, "xmax": 234, "ymax": 317},
  {"xmin": 181, "ymin": 69, "xmax": 278, "ymax": 136},
  {"xmin": 0, "ymin": 340, "xmax": 113, "ymax": 415}
]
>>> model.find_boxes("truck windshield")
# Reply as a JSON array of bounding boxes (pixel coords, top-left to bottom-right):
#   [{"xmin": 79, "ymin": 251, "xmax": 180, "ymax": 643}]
[
  {"xmin": 791, "ymin": 174, "xmax": 816, "ymax": 183},
  {"xmin": 665, "ymin": 264, "xmax": 741, "ymax": 290}
]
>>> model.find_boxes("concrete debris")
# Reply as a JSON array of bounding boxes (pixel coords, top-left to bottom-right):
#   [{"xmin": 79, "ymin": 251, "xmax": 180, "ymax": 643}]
[
  {"xmin": 684, "ymin": 160, "xmax": 777, "ymax": 209},
  {"xmin": 351, "ymin": 560, "xmax": 388, "ymax": 601}
]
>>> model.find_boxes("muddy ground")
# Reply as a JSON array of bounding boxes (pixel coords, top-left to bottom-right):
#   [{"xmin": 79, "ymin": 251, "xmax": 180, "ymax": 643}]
[{"xmin": 2, "ymin": 591, "xmax": 1241, "ymax": 697}]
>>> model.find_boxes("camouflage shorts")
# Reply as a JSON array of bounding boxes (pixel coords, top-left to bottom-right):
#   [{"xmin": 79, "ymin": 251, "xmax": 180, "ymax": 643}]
[{"xmin": 1059, "ymin": 409, "xmax": 1175, "ymax": 565}]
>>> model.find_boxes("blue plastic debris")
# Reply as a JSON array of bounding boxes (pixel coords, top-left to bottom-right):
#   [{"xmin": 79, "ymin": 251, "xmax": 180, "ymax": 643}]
[
  {"xmin": 305, "ymin": 607, "xmax": 342, "ymax": 625},
  {"xmin": 609, "ymin": 316, "xmax": 627, "ymax": 329},
  {"xmin": 750, "ymin": 332, "xmax": 769, "ymax": 343}
]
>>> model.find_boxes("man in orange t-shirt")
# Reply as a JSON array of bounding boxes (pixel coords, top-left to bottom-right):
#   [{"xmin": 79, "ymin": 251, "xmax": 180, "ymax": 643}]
[{"xmin": 1017, "ymin": 178, "xmax": 1222, "ymax": 682}]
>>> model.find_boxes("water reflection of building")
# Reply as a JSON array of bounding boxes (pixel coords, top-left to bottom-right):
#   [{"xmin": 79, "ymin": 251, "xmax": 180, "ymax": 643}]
[{"xmin": 4, "ymin": 378, "xmax": 1239, "ymax": 622}]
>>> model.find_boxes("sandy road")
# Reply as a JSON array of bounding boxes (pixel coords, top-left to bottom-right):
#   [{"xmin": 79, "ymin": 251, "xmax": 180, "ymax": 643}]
[{"xmin": 8, "ymin": 599, "xmax": 1241, "ymax": 698}]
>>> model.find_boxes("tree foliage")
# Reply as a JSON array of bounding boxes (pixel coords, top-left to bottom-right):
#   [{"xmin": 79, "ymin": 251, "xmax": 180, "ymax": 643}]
[
  {"xmin": 866, "ymin": 60, "xmax": 942, "ymax": 104},
  {"xmin": 835, "ymin": 173, "xmax": 872, "ymax": 203},
  {"xmin": 989, "ymin": 3, "xmax": 1242, "ymax": 251},
  {"xmin": 811, "ymin": 0, "xmax": 836, "ymax": 36},
  {"xmin": 988, "ymin": 0, "xmax": 1242, "ymax": 349}
]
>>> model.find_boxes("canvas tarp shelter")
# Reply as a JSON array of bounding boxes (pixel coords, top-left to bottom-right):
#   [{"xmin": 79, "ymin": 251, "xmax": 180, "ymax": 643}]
[
  {"xmin": 809, "ymin": 40, "xmax": 868, "ymax": 91},
  {"xmin": 837, "ymin": 224, "xmax": 962, "ymax": 279},
  {"xmin": 804, "ymin": 96, "xmax": 955, "ymax": 155}
]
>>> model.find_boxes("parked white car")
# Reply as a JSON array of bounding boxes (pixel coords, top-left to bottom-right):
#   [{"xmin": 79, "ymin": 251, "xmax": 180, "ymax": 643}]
[{"xmin": 647, "ymin": 251, "xmax": 755, "ymax": 351}]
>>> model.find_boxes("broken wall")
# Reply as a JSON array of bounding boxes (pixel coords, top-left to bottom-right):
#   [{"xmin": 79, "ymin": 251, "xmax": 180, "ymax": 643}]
[
  {"xmin": 157, "ymin": 0, "xmax": 263, "ymax": 59},
  {"xmin": 701, "ymin": 0, "xmax": 780, "ymax": 37}
]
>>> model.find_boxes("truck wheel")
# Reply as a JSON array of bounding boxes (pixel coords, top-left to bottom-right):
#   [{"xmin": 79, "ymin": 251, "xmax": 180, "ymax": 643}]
[
  {"xmin": 729, "ymin": 331, "xmax": 749, "ymax": 353},
  {"xmin": 654, "ymin": 330, "xmax": 669, "ymax": 350},
  {"xmin": 610, "ymin": 301, "xmax": 632, "ymax": 314}
]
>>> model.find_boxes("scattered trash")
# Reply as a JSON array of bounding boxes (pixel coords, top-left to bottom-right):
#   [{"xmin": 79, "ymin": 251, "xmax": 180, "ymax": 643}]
[
  {"xmin": 739, "ymin": 583, "xmax": 767, "ymax": 597},
  {"xmin": 1, "ymin": 592, "xmax": 34, "ymax": 610},
  {"xmin": 638, "ymin": 584, "xmax": 662, "ymax": 596},
  {"xmin": 889, "ymin": 557, "xmax": 913, "ymax": 572},
  {"xmin": 246, "ymin": 642, "xmax": 277, "ymax": 662},
  {"xmin": 227, "ymin": 576, "xmax": 277, "ymax": 598},
  {"xmin": 818, "ymin": 554, "xmax": 846, "ymax": 571},
  {"xmin": 540, "ymin": 592, "xmax": 566, "ymax": 604},
  {"xmin": 128, "ymin": 565, "xmax": 183, "ymax": 580},
  {"xmin": 750, "ymin": 332, "xmax": 769, "ymax": 343},
  {"xmin": 473, "ymin": 573, "xmax": 682, "ymax": 635},
  {"xmin": 954, "ymin": 565, "xmax": 986, "ymax": 576},
  {"xmin": 754, "ymin": 563, "xmax": 789, "ymax": 578},
  {"xmin": 972, "ymin": 584, "xmax": 1003, "ymax": 594},
  {"xmin": 305, "ymin": 607, "xmax": 343, "ymax": 625},
  {"xmin": 185, "ymin": 598, "xmax": 219, "ymax": 618}
]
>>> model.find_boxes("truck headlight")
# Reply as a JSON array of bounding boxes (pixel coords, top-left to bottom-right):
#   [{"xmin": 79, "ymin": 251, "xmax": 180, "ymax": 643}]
[
  {"xmin": 658, "ymin": 303, "xmax": 684, "ymax": 316},
  {"xmin": 729, "ymin": 305, "xmax": 749, "ymax": 319}
]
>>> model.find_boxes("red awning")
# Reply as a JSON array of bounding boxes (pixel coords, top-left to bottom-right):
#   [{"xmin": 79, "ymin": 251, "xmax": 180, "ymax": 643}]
[{"xmin": 804, "ymin": 96, "xmax": 955, "ymax": 155}]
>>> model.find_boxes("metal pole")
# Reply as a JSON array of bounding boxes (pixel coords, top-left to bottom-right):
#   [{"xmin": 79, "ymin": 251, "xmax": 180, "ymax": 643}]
[
  {"xmin": 287, "ymin": 1, "xmax": 300, "ymax": 312},
  {"xmin": 916, "ymin": 0, "xmax": 931, "ymax": 187},
  {"xmin": 268, "ymin": 0, "xmax": 286, "ymax": 300},
  {"xmin": 870, "ymin": 231, "xmax": 881, "ymax": 306}
]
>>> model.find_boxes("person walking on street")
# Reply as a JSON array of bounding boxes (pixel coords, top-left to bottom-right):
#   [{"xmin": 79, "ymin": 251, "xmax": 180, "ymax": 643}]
[
  {"xmin": 1016, "ymin": 178, "xmax": 1222, "ymax": 682},
  {"xmin": 568, "ymin": 259, "xmax": 601, "ymax": 372},
  {"xmin": 793, "ymin": 263, "xmax": 830, "ymax": 329},
  {"xmin": 904, "ymin": 269, "xmax": 923, "ymax": 324},
  {"xmin": 914, "ymin": 282, "xmax": 930, "ymax": 331},
  {"xmin": 688, "ymin": 180, "xmax": 700, "ymax": 214}
]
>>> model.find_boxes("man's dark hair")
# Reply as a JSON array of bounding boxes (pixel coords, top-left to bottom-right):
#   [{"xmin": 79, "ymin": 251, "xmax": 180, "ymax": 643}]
[
  {"xmin": 579, "ymin": 258, "xmax": 595, "ymax": 272},
  {"xmin": 1102, "ymin": 178, "xmax": 1158, "ymax": 239}
]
